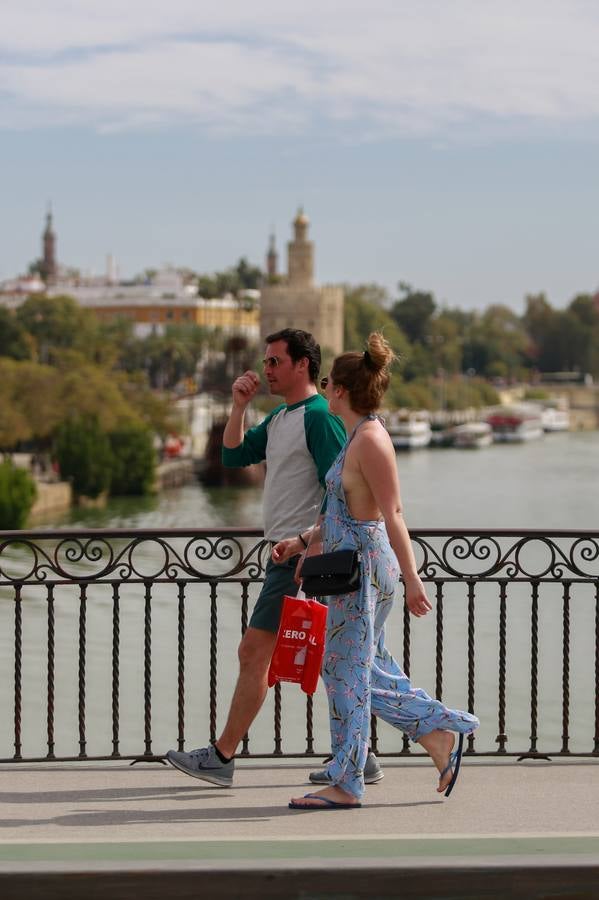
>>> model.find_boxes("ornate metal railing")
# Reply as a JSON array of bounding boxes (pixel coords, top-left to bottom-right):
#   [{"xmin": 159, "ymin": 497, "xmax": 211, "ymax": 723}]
[{"xmin": 0, "ymin": 527, "xmax": 597, "ymax": 763}]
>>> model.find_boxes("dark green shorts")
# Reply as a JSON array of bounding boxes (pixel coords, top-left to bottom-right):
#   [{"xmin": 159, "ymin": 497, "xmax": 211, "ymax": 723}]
[{"xmin": 249, "ymin": 555, "xmax": 301, "ymax": 633}]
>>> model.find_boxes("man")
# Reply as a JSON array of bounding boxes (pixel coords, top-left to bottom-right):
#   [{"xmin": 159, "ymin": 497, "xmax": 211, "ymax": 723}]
[{"xmin": 166, "ymin": 328, "xmax": 382, "ymax": 787}]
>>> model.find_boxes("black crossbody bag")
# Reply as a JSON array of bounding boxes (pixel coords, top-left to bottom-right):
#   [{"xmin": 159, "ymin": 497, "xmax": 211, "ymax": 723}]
[
  {"xmin": 299, "ymin": 495, "xmax": 361, "ymax": 597},
  {"xmin": 300, "ymin": 548, "xmax": 361, "ymax": 597}
]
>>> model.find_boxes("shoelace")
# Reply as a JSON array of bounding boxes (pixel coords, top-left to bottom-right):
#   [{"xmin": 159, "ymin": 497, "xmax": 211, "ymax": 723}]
[{"xmin": 189, "ymin": 747, "xmax": 213, "ymax": 762}]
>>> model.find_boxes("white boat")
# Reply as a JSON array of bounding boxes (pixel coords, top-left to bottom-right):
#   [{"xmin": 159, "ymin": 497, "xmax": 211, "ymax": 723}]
[
  {"xmin": 386, "ymin": 416, "xmax": 432, "ymax": 450},
  {"xmin": 451, "ymin": 422, "xmax": 493, "ymax": 449},
  {"xmin": 486, "ymin": 404, "xmax": 544, "ymax": 443},
  {"xmin": 541, "ymin": 406, "xmax": 570, "ymax": 432}
]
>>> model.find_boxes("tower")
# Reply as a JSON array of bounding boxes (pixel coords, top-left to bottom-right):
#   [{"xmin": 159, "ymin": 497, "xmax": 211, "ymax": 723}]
[
  {"xmin": 266, "ymin": 231, "xmax": 278, "ymax": 279},
  {"xmin": 287, "ymin": 207, "xmax": 314, "ymax": 287},
  {"xmin": 41, "ymin": 206, "xmax": 57, "ymax": 284},
  {"xmin": 260, "ymin": 208, "xmax": 344, "ymax": 354}
]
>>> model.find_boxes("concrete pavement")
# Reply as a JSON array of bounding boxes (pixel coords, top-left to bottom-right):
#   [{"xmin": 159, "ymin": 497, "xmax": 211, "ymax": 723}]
[{"xmin": 0, "ymin": 758, "xmax": 597, "ymax": 898}]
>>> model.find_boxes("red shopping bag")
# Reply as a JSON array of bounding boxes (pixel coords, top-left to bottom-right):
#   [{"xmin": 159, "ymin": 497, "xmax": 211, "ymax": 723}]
[{"xmin": 267, "ymin": 594, "xmax": 328, "ymax": 695}]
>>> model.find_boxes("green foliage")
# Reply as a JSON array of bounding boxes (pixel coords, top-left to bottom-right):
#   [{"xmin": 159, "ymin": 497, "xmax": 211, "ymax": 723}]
[
  {"xmin": 390, "ymin": 286, "xmax": 436, "ymax": 344},
  {"xmin": 387, "ymin": 378, "xmax": 435, "ymax": 410},
  {"xmin": 0, "ymin": 460, "xmax": 37, "ymax": 529},
  {"xmin": 117, "ymin": 372, "xmax": 177, "ymax": 439},
  {"xmin": 343, "ymin": 288, "xmax": 410, "ymax": 357},
  {"xmin": 16, "ymin": 295, "xmax": 98, "ymax": 362},
  {"xmin": 441, "ymin": 377, "xmax": 500, "ymax": 410},
  {"xmin": 109, "ymin": 425, "xmax": 156, "ymax": 496},
  {"xmin": 54, "ymin": 417, "xmax": 113, "ymax": 498},
  {"xmin": 339, "ymin": 283, "xmax": 389, "ymax": 308},
  {"xmin": 197, "ymin": 258, "xmax": 263, "ymax": 298},
  {"xmin": 0, "ymin": 308, "xmax": 32, "ymax": 360},
  {"xmin": 523, "ymin": 387, "xmax": 551, "ymax": 401},
  {"xmin": 385, "ymin": 374, "xmax": 499, "ymax": 412},
  {"xmin": 462, "ymin": 305, "xmax": 529, "ymax": 378},
  {"xmin": 0, "ymin": 360, "xmax": 33, "ymax": 450},
  {"xmin": 118, "ymin": 324, "xmax": 217, "ymax": 390},
  {"xmin": 523, "ymin": 292, "xmax": 599, "ymax": 376}
]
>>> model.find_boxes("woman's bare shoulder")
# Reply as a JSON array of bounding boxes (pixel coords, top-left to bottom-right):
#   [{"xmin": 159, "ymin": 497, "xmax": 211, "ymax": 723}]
[{"xmin": 354, "ymin": 421, "xmax": 394, "ymax": 457}]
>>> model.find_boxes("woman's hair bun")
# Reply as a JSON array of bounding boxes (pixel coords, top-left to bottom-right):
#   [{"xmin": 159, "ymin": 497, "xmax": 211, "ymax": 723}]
[{"xmin": 364, "ymin": 332, "xmax": 396, "ymax": 371}]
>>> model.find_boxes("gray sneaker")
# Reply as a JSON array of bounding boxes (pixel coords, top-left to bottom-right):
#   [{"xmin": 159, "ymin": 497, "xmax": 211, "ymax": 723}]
[
  {"xmin": 166, "ymin": 745, "xmax": 234, "ymax": 787},
  {"xmin": 309, "ymin": 751, "xmax": 384, "ymax": 785}
]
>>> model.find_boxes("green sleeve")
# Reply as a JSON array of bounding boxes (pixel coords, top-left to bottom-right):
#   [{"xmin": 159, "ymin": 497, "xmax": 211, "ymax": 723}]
[
  {"xmin": 304, "ymin": 405, "xmax": 347, "ymax": 487},
  {"xmin": 221, "ymin": 405, "xmax": 282, "ymax": 468}
]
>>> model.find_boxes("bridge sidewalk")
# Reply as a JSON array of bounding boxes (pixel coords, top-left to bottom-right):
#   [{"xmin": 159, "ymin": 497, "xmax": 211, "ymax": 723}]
[{"xmin": 0, "ymin": 758, "xmax": 597, "ymax": 898}]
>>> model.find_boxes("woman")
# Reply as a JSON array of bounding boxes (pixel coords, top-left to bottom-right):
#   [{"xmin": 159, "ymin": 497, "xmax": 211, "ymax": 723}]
[{"xmin": 272, "ymin": 332, "xmax": 479, "ymax": 810}]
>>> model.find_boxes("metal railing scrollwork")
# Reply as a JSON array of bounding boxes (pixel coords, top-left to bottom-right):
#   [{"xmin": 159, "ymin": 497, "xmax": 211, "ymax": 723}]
[{"xmin": 0, "ymin": 527, "xmax": 597, "ymax": 764}]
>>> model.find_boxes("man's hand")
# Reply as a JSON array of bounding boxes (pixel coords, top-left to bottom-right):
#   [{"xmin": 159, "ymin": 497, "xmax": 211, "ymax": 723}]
[
  {"xmin": 271, "ymin": 538, "xmax": 299, "ymax": 565},
  {"xmin": 232, "ymin": 371, "xmax": 260, "ymax": 409}
]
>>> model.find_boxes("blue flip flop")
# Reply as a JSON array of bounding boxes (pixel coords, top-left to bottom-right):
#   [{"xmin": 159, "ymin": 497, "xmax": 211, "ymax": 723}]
[
  {"xmin": 440, "ymin": 732, "xmax": 465, "ymax": 798},
  {"xmin": 288, "ymin": 792, "xmax": 362, "ymax": 810}
]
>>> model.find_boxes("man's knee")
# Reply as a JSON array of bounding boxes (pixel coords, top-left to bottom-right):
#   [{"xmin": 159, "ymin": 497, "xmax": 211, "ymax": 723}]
[{"xmin": 238, "ymin": 628, "xmax": 277, "ymax": 674}]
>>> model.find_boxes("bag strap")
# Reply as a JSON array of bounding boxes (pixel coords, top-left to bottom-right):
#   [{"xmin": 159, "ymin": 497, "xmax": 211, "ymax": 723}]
[
  {"xmin": 303, "ymin": 492, "xmax": 326, "ymax": 556},
  {"xmin": 302, "ymin": 417, "xmax": 370, "ymax": 557}
]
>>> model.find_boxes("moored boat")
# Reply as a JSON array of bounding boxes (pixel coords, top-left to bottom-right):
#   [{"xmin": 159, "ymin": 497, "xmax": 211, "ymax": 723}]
[
  {"xmin": 541, "ymin": 406, "xmax": 570, "ymax": 432},
  {"xmin": 386, "ymin": 413, "xmax": 432, "ymax": 450},
  {"xmin": 451, "ymin": 421, "xmax": 493, "ymax": 449},
  {"xmin": 486, "ymin": 404, "xmax": 544, "ymax": 443}
]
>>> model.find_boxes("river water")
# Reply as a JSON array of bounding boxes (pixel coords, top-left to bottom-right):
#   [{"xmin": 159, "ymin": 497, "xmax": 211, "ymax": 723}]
[
  {"xmin": 1, "ymin": 431, "xmax": 598, "ymax": 761},
  {"xmin": 36, "ymin": 429, "xmax": 599, "ymax": 533}
]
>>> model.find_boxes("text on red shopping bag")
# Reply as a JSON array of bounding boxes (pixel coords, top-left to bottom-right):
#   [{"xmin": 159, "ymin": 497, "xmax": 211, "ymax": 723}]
[{"xmin": 267, "ymin": 595, "xmax": 327, "ymax": 695}]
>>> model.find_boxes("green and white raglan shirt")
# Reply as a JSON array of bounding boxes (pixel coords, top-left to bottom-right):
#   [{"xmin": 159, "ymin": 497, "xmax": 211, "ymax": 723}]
[{"xmin": 222, "ymin": 394, "xmax": 346, "ymax": 542}]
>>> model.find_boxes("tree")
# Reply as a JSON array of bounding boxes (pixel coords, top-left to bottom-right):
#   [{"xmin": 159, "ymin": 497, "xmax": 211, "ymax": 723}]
[
  {"xmin": 54, "ymin": 356, "xmax": 142, "ymax": 431},
  {"xmin": 463, "ymin": 305, "xmax": 528, "ymax": 379},
  {"xmin": 343, "ymin": 289, "xmax": 410, "ymax": 357},
  {"xmin": 568, "ymin": 294, "xmax": 598, "ymax": 328},
  {"xmin": 54, "ymin": 417, "xmax": 113, "ymax": 498},
  {"xmin": 0, "ymin": 308, "xmax": 32, "ymax": 360},
  {"xmin": 196, "ymin": 258, "xmax": 263, "ymax": 298},
  {"xmin": 7, "ymin": 361, "xmax": 62, "ymax": 447},
  {"xmin": 390, "ymin": 285, "xmax": 436, "ymax": 345},
  {"xmin": 109, "ymin": 425, "xmax": 156, "ymax": 496},
  {"xmin": 16, "ymin": 295, "xmax": 98, "ymax": 362},
  {"xmin": 0, "ymin": 461, "xmax": 37, "ymax": 529},
  {"xmin": 234, "ymin": 257, "xmax": 263, "ymax": 290},
  {"xmin": 0, "ymin": 360, "xmax": 34, "ymax": 450},
  {"xmin": 339, "ymin": 283, "xmax": 389, "ymax": 308},
  {"xmin": 521, "ymin": 292, "xmax": 598, "ymax": 375},
  {"xmin": 117, "ymin": 371, "xmax": 177, "ymax": 439},
  {"xmin": 522, "ymin": 293, "xmax": 555, "ymax": 367}
]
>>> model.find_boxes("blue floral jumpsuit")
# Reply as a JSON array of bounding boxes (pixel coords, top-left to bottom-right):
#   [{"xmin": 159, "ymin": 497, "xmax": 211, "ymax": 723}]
[{"xmin": 320, "ymin": 416, "xmax": 480, "ymax": 799}]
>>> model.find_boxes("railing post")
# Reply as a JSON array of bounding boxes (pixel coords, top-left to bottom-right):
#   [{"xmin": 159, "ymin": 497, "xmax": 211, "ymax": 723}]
[
  {"xmin": 561, "ymin": 581, "xmax": 571, "ymax": 754},
  {"xmin": 78, "ymin": 583, "xmax": 87, "ymax": 759},
  {"xmin": 47, "ymin": 584, "xmax": 55, "ymax": 760},
  {"xmin": 177, "ymin": 581, "xmax": 186, "ymax": 753},
  {"xmin": 143, "ymin": 580, "xmax": 152, "ymax": 757},
  {"xmin": 495, "ymin": 580, "xmax": 508, "ymax": 754},
  {"xmin": 466, "ymin": 579, "xmax": 476, "ymax": 754},
  {"xmin": 13, "ymin": 583, "xmax": 22, "ymax": 761},
  {"xmin": 111, "ymin": 583, "xmax": 120, "ymax": 758}
]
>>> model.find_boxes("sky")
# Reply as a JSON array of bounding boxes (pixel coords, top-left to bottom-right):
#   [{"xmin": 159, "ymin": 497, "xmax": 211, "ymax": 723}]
[{"xmin": 2, "ymin": 0, "xmax": 599, "ymax": 312}]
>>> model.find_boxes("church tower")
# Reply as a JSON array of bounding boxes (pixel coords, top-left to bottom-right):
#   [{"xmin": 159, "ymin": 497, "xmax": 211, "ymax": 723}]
[
  {"xmin": 41, "ymin": 207, "xmax": 57, "ymax": 284},
  {"xmin": 266, "ymin": 231, "xmax": 278, "ymax": 279},
  {"xmin": 287, "ymin": 207, "xmax": 314, "ymax": 287}
]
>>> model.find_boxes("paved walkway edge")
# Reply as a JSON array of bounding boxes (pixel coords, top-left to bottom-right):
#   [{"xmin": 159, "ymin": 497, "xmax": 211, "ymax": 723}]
[{"xmin": 0, "ymin": 861, "xmax": 598, "ymax": 900}]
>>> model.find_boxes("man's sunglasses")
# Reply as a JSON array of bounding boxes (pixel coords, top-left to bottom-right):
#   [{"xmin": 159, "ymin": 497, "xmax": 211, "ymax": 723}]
[
  {"xmin": 320, "ymin": 377, "xmax": 329, "ymax": 390},
  {"xmin": 262, "ymin": 356, "xmax": 282, "ymax": 368}
]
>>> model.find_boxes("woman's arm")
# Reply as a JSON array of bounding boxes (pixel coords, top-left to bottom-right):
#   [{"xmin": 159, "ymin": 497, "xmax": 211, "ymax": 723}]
[{"xmin": 357, "ymin": 432, "xmax": 432, "ymax": 617}]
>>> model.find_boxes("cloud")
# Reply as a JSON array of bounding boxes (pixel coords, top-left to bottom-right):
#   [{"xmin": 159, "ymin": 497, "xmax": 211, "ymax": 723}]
[{"xmin": 2, "ymin": 0, "xmax": 599, "ymax": 139}]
